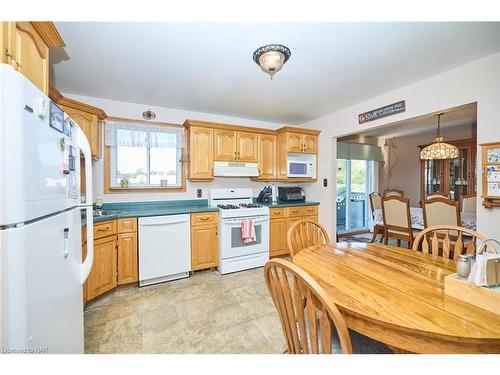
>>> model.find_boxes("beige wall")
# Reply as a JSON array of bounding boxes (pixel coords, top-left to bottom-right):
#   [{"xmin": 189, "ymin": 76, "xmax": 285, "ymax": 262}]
[{"xmin": 378, "ymin": 125, "xmax": 473, "ymax": 206}]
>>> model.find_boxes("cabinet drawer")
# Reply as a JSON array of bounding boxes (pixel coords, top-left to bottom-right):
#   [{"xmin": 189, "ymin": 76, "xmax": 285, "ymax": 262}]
[
  {"xmin": 285, "ymin": 205, "xmax": 318, "ymax": 217},
  {"xmin": 191, "ymin": 212, "xmax": 218, "ymax": 226},
  {"xmin": 93, "ymin": 220, "xmax": 117, "ymax": 239},
  {"xmin": 117, "ymin": 218, "xmax": 137, "ymax": 233},
  {"xmin": 270, "ymin": 208, "xmax": 285, "ymax": 218}
]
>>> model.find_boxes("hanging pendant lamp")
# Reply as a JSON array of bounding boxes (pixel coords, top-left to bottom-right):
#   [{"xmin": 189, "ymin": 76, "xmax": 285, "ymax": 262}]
[{"xmin": 420, "ymin": 113, "xmax": 459, "ymax": 160}]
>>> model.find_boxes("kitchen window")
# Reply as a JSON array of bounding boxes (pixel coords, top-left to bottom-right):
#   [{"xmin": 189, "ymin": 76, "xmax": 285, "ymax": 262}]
[{"xmin": 104, "ymin": 119, "xmax": 185, "ymax": 192}]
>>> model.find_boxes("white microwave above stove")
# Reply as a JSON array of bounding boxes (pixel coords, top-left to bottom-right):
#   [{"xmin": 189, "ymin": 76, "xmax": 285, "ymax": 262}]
[{"xmin": 287, "ymin": 153, "xmax": 316, "ymax": 178}]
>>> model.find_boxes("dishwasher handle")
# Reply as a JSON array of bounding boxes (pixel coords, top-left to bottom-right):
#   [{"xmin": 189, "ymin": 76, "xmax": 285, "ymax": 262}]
[
  {"xmin": 140, "ymin": 219, "xmax": 190, "ymax": 226},
  {"xmin": 138, "ymin": 215, "xmax": 191, "ymax": 226}
]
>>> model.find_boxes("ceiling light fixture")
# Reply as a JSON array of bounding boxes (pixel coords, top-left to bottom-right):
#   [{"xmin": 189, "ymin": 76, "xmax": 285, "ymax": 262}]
[
  {"xmin": 420, "ymin": 113, "xmax": 459, "ymax": 160},
  {"xmin": 253, "ymin": 44, "xmax": 291, "ymax": 80}
]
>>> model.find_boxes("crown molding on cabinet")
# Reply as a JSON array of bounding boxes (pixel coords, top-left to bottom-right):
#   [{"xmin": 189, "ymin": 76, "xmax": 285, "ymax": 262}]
[
  {"xmin": 31, "ymin": 22, "xmax": 65, "ymax": 48},
  {"xmin": 49, "ymin": 82, "xmax": 107, "ymax": 120}
]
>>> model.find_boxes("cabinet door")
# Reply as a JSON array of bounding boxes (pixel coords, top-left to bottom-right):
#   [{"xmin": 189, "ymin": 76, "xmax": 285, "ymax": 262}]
[
  {"xmin": 189, "ymin": 126, "xmax": 214, "ymax": 179},
  {"xmin": 191, "ymin": 224, "xmax": 218, "ymax": 271},
  {"xmin": 117, "ymin": 233, "xmax": 138, "ymax": 285},
  {"xmin": 270, "ymin": 218, "xmax": 288, "ymax": 257},
  {"xmin": 257, "ymin": 134, "xmax": 277, "ymax": 180},
  {"xmin": 214, "ymin": 129, "xmax": 237, "ymax": 161},
  {"xmin": 236, "ymin": 131, "xmax": 258, "ymax": 162},
  {"xmin": 85, "ymin": 236, "xmax": 117, "ymax": 301},
  {"xmin": 303, "ymin": 135, "xmax": 318, "ymax": 154},
  {"xmin": 11, "ymin": 22, "xmax": 49, "ymax": 94},
  {"xmin": 60, "ymin": 105, "xmax": 99, "ymax": 159},
  {"xmin": 287, "ymin": 133, "xmax": 303, "ymax": 153}
]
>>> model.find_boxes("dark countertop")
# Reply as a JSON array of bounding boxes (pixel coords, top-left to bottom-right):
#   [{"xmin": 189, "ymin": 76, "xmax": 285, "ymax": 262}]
[
  {"xmin": 83, "ymin": 199, "xmax": 218, "ymax": 225},
  {"xmin": 257, "ymin": 200, "xmax": 320, "ymax": 208},
  {"xmin": 82, "ymin": 199, "xmax": 319, "ymax": 226}
]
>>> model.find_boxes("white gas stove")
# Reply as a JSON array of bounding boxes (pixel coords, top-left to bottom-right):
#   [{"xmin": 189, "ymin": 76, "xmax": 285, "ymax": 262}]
[{"xmin": 209, "ymin": 188, "xmax": 270, "ymax": 274}]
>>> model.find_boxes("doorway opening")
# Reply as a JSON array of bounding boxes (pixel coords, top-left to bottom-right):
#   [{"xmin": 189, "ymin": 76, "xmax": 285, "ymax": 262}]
[{"xmin": 335, "ymin": 102, "xmax": 477, "ymax": 243}]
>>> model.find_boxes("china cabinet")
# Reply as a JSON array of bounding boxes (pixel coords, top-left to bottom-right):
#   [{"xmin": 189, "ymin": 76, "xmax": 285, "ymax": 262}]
[{"xmin": 419, "ymin": 138, "xmax": 476, "ymax": 202}]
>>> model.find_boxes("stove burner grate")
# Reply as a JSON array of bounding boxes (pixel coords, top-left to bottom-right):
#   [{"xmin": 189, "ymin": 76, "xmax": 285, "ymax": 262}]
[
  {"xmin": 217, "ymin": 204, "xmax": 241, "ymax": 210},
  {"xmin": 239, "ymin": 203, "xmax": 263, "ymax": 208}
]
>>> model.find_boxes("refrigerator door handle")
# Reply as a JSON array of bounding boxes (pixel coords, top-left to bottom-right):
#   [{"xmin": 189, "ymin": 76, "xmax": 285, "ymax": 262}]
[{"xmin": 72, "ymin": 124, "xmax": 94, "ymax": 284}]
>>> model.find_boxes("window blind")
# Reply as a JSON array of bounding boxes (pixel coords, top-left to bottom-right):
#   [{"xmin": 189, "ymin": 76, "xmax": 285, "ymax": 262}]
[{"xmin": 337, "ymin": 142, "xmax": 382, "ymax": 161}]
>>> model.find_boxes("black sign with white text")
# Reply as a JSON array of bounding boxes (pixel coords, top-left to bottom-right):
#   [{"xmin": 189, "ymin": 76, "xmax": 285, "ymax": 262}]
[{"xmin": 358, "ymin": 100, "xmax": 405, "ymax": 124}]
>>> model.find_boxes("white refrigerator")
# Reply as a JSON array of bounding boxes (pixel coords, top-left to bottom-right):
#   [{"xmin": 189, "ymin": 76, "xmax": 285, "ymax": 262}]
[{"xmin": 0, "ymin": 65, "xmax": 94, "ymax": 354}]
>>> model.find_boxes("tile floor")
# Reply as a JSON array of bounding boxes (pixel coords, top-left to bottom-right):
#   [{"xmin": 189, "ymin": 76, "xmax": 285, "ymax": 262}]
[{"xmin": 84, "ymin": 267, "xmax": 285, "ymax": 354}]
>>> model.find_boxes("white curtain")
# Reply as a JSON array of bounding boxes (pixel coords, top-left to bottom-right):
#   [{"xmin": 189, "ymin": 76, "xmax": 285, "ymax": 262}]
[{"xmin": 104, "ymin": 120, "xmax": 185, "ymax": 148}]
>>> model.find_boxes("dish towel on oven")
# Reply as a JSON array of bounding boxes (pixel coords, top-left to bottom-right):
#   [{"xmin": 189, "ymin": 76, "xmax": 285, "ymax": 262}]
[{"xmin": 241, "ymin": 219, "xmax": 257, "ymax": 244}]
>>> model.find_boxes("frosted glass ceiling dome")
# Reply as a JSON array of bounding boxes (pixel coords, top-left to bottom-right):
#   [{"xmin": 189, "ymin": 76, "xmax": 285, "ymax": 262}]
[{"xmin": 253, "ymin": 44, "xmax": 291, "ymax": 79}]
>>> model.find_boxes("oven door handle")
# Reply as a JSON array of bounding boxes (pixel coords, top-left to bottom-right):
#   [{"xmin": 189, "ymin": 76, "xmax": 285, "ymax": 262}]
[{"xmin": 222, "ymin": 217, "xmax": 269, "ymax": 224}]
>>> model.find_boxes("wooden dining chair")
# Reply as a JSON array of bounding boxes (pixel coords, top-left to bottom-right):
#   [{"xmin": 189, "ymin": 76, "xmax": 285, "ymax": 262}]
[
  {"xmin": 412, "ymin": 225, "xmax": 487, "ymax": 259},
  {"xmin": 264, "ymin": 259, "xmax": 392, "ymax": 354},
  {"xmin": 462, "ymin": 194, "xmax": 476, "ymax": 213},
  {"xmin": 264, "ymin": 258, "xmax": 353, "ymax": 354},
  {"xmin": 369, "ymin": 192, "xmax": 384, "ymax": 243},
  {"xmin": 287, "ymin": 219, "xmax": 330, "ymax": 257},
  {"xmin": 422, "ymin": 198, "xmax": 461, "ymax": 228},
  {"xmin": 419, "ymin": 192, "xmax": 448, "ymax": 208},
  {"xmin": 383, "ymin": 189, "xmax": 404, "ymax": 197},
  {"xmin": 427, "ymin": 192, "xmax": 447, "ymax": 200},
  {"xmin": 381, "ymin": 196, "xmax": 414, "ymax": 248}
]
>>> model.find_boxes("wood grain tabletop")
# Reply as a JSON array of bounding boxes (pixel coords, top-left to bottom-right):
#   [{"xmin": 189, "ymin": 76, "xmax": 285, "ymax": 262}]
[{"xmin": 292, "ymin": 242, "xmax": 500, "ymax": 353}]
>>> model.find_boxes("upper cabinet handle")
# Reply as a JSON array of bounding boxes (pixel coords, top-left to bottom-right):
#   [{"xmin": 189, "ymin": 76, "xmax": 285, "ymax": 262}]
[{"xmin": 4, "ymin": 48, "xmax": 21, "ymax": 68}]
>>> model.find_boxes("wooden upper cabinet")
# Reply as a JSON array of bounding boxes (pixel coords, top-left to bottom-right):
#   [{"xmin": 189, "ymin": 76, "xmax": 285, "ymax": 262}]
[
  {"xmin": 60, "ymin": 105, "xmax": 100, "ymax": 159},
  {"xmin": 257, "ymin": 134, "xmax": 276, "ymax": 180},
  {"xmin": 184, "ymin": 120, "xmax": 320, "ymax": 182},
  {"xmin": 214, "ymin": 129, "xmax": 258, "ymax": 162},
  {"xmin": 236, "ymin": 131, "xmax": 258, "ymax": 162},
  {"xmin": 286, "ymin": 133, "xmax": 318, "ymax": 154},
  {"xmin": 0, "ymin": 22, "xmax": 64, "ymax": 95},
  {"xmin": 188, "ymin": 126, "xmax": 214, "ymax": 180},
  {"xmin": 303, "ymin": 134, "xmax": 318, "ymax": 153},
  {"xmin": 214, "ymin": 129, "xmax": 237, "ymax": 161},
  {"xmin": 50, "ymin": 87, "xmax": 107, "ymax": 161},
  {"xmin": 287, "ymin": 133, "xmax": 304, "ymax": 153}
]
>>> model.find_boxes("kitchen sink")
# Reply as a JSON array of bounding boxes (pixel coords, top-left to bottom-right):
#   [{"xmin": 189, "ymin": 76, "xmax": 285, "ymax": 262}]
[{"xmin": 93, "ymin": 210, "xmax": 123, "ymax": 217}]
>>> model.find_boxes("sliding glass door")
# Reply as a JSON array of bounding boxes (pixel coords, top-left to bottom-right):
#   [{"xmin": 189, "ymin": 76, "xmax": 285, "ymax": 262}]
[{"xmin": 336, "ymin": 159, "xmax": 375, "ymax": 234}]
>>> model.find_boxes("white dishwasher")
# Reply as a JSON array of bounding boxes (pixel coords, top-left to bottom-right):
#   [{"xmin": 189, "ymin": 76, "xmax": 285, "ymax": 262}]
[{"xmin": 138, "ymin": 214, "xmax": 191, "ymax": 286}]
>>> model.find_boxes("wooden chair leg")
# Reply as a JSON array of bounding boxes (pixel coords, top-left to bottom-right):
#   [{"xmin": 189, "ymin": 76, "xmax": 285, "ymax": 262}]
[
  {"xmin": 384, "ymin": 232, "xmax": 388, "ymax": 245},
  {"xmin": 370, "ymin": 230, "xmax": 377, "ymax": 243},
  {"xmin": 397, "ymin": 239, "xmax": 401, "ymax": 247}
]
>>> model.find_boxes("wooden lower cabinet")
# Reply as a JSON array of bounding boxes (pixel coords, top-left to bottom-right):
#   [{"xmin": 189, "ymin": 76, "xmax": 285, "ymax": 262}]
[
  {"xmin": 190, "ymin": 213, "xmax": 218, "ymax": 271},
  {"xmin": 85, "ymin": 235, "xmax": 117, "ymax": 301},
  {"xmin": 269, "ymin": 218, "xmax": 288, "ymax": 257},
  {"xmin": 117, "ymin": 232, "xmax": 138, "ymax": 285},
  {"xmin": 83, "ymin": 218, "xmax": 138, "ymax": 304},
  {"xmin": 269, "ymin": 205, "xmax": 319, "ymax": 257}
]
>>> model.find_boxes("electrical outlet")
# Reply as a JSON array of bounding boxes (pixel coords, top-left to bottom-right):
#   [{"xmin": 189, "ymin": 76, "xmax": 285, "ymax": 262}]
[
  {"xmin": 197, "ymin": 189, "xmax": 202, "ymax": 198},
  {"xmin": 323, "ymin": 178, "xmax": 328, "ymax": 187}
]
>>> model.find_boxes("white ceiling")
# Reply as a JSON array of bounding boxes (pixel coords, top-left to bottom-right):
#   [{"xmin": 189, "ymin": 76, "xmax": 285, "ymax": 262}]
[{"xmin": 50, "ymin": 22, "xmax": 500, "ymax": 124}]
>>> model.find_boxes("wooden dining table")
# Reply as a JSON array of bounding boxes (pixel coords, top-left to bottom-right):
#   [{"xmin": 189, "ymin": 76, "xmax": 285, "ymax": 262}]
[{"xmin": 293, "ymin": 242, "xmax": 500, "ymax": 353}]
